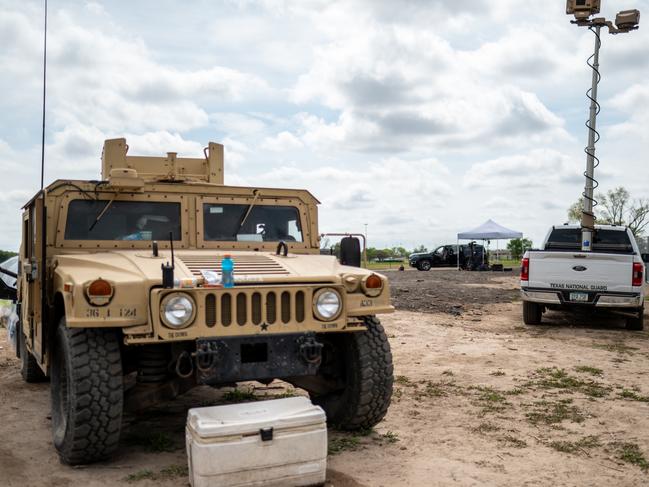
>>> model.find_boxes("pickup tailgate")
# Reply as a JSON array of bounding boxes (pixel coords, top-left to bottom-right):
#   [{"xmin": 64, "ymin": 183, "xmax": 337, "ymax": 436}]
[{"xmin": 528, "ymin": 251, "xmax": 634, "ymax": 294}]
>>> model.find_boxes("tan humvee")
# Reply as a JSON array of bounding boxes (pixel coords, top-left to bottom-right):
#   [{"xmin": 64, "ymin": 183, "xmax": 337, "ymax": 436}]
[{"xmin": 15, "ymin": 138, "xmax": 394, "ymax": 465}]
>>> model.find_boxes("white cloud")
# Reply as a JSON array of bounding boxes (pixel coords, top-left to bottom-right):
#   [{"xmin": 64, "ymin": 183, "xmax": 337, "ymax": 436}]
[
  {"xmin": 463, "ymin": 149, "xmax": 582, "ymax": 190},
  {"xmin": 262, "ymin": 131, "xmax": 304, "ymax": 152}
]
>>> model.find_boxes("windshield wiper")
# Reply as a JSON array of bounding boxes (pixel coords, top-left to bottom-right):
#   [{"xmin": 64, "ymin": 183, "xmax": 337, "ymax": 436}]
[
  {"xmin": 88, "ymin": 196, "xmax": 116, "ymax": 232},
  {"xmin": 233, "ymin": 189, "xmax": 260, "ymax": 237}
]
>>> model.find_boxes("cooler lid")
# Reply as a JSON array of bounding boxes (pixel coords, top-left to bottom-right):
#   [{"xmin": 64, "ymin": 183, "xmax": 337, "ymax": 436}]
[{"xmin": 187, "ymin": 396, "xmax": 326, "ymax": 439}]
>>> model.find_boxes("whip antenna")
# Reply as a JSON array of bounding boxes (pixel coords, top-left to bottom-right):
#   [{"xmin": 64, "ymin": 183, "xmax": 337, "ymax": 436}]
[{"xmin": 40, "ymin": 0, "xmax": 48, "ymax": 190}]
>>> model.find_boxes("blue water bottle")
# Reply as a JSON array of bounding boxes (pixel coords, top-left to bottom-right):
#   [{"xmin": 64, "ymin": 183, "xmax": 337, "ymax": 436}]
[{"xmin": 221, "ymin": 255, "xmax": 234, "ymax": 288}]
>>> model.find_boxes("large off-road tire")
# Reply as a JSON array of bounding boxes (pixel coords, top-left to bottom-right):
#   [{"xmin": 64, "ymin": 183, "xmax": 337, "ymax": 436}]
[
  {"xmin": 523, "ymin": 301, "xmax": 543, "ymax": 325},
  {"xmin": 18, "ymin": 322, "xmax": 47, "ymax": 383},
  {"xmin": 50, "ymin": 320, "xmax": 123, "ymax": 465},
  {"xmin": 626, "ymin": 308, "xmax": 644, "ymax": 331},
  {"xmin": 417, "ymin": 260, "xmax": 432, "ymax": 271},
  {"xmin": 312, "ymin": 316, "xmax": 393, "ymax": 430}
]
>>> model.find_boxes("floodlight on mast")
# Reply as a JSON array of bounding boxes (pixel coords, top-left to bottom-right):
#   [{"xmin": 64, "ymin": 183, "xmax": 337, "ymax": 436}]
[{"xmin": 566, "ymin": 1, "xmax": 640, "ymax": 251}]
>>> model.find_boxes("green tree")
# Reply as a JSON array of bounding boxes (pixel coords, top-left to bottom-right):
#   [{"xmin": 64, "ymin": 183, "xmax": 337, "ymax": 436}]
[
  {"xmin": 412, "ymin": 245, "xmax": 428, "ymax": 253},
  {"xmin": 390, "ymin": 246, "xmax": 408, "ymax": 258},
  {"xmin": 0, "ymin": 250, "xmax": 17, "ymax": 263},
  {"xmin": 568, "ymin": 187, "xmax": 649, "ymax": 237},
  {"xmin": 507, "ymin": 238, "xmax": 533, "ymax": 260}
]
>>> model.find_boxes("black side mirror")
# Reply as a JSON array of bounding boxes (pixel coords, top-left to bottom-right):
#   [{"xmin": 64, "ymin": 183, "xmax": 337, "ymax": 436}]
[
  {"xmin": 340, "ymin": 236, "xmax": 361, "ymax": 267},
  {"xmin": 642, "ymin": 253, "xmax": 649, "ymax": 264}
]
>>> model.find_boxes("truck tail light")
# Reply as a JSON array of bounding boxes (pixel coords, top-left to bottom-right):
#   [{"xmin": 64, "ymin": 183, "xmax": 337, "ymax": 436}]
[
  {"xmin": 632, "ymin": 262, "xmax": 643, "ymax": 287},
  {"xmin": 521, "ymin": 258, "xmax": 529, "ymax": 281}
]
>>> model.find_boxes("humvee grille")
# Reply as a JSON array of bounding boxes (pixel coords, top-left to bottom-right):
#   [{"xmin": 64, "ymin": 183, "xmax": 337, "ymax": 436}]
[
  {"xmin": 180, "ymin": 254, "xmax": 289, "ymax": 277},
  {"xmin": 204, "ymin": 289, "xmax": 307, "ymax": 328}
]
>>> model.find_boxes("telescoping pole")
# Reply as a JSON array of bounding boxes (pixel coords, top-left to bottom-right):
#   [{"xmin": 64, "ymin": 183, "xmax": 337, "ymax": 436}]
[{"xmin": 581, "ymin": 25, "xmax": 601, "ymax": 252}]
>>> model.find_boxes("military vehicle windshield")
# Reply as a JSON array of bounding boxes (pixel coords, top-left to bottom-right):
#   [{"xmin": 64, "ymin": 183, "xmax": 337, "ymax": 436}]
[
  {"xmin": 203, "ymin": 203, "xmax": 303, "ymax": 242},
  {"xmin": 65, "ymin": 200, "xmax": 181, "ymax": 240}
]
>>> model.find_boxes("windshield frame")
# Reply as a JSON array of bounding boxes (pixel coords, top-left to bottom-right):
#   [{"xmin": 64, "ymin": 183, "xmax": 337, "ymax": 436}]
[
  {"xmin": 57, "ymin": 192, "xmax": 189, "ymax": 249},
  {"xmin": 196, "ymin": 195, "xmax": 312, "ymax": 251}
]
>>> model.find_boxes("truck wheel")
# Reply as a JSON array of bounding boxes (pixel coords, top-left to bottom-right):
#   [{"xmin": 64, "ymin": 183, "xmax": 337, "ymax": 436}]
[
  {"xmin": 418, "ymin": 260, "xmax": 431, "ymax": 271},
  {"xmin": 50, "ymin": 320, "xmax": 123, "ymax": 465},
  {"xmin": 626, "ymin": 308, "xmax": 644, "ymax": 331},
  {"xmin": 523, "ymin": 302, "xmax": 543, "ymax": 325},
  {"xmin": 312, "ymin": 316, "xmax": 393, "ymax": 430},
  {"xmin": 18, "ymin": 322, "xmax": 47, "ymax": 383}
]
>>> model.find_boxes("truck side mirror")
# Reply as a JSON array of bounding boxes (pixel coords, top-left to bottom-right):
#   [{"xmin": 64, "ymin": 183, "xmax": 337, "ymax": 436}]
[
  {"xmin": 642, "ymin": 253, "xmax": 649, "ymax": 264},
  {"xmin": 340, "ymin": 237, "xmax": 361, "ymax": 267}
]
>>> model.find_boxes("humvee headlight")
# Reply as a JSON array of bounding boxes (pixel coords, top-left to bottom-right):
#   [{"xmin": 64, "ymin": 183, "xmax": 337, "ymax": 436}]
[
  {"xmin": 161, "ymin": 293, "xmax": 196, "ymax": 329},
  {"xmin": 361, "ymin": 274, "xmax": 384, "ymax": 297},
  {"xmin": 313, "ymin": 288, "xmax": 342, "ymax": 321}
]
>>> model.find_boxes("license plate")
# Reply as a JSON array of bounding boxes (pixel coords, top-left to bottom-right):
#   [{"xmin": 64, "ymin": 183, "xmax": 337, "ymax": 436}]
[{"xmin": 569, "ymin": 292, "xmax": 589, "ymax": 302}]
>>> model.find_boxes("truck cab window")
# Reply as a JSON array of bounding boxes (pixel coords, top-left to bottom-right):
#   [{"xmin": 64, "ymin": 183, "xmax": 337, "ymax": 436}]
[
  {"xmin": 64, "ymin": 200, "xmax": 181, "ymax": 241},
  {"xmin": 203, "ymin": 204, "xmax": 303, "ymax": 242}
]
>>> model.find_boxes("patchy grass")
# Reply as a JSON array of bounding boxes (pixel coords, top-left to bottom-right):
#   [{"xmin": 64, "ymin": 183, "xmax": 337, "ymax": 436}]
[
  {"xmin": 549, "ymin": 436, "xmax": 600, "ymax": 454},
  {"xmin": 498, "ymin": 435, "xmax": 527, "ymax": 448},
  {"xmin": 525, "ymin": 399, "xmax": 585, "ymax": 425},
  {"xmin": 380, "ymin": 431, "xmax": 400, "ymax": 444},
  {"xmin": 618, "ymin": 389, "xmax": 649, "ymax": 402},
  {"xmin": 222, "ymin": 389, "xmax": 258, "ymax": 402},
  {"xmin": 123, "ymin": 431, "xmax": 177, "ymax": 453},
  {"xmin": 470, "ymin": 386, "xmax": 509, "ymax": 416},
  {"xmin": 574, "ymin": 366, "xmax": 603, "ymax": 377},
  {"xmin": 414, "ymin": 380, "xmax": 460, "ymax": 399},
  {"xmin": 124, "ymin": 465, "xmax": 188, "ymax": 483},
  {"xmin": 527, "ymin": 367, "xmax": 609, "ymax": 398},
  {"xmin": 328, "ymin": 434, "xmax": 362, "ymax": 455},
  {"xmin": 614, "ymin": 442, "xmax": 649, "ymax": 471},
  {"xmin": 442, "ymin": 370, "xmax": 454, "ymax": 376},
  {"xmin": 505, "ymin": 387, "xmax": 525, "ymax": 396},
  {"xmin": 125, "ymin": 470, "xmax": 155, "ymax": 482},
  {"xmin": 490, "ymin": 370, "xmax": 506, "ymax": 377},
  {"xmin": 472, "ymin": 422, "xmax": 502, "ymax": 434},
  {"xmin": 395, "ymin": 375, "xmax": 411, "ymax": 385},
  {"xmin": 592, "ymin": 343, "xmax": 638, "ymax": 355}
]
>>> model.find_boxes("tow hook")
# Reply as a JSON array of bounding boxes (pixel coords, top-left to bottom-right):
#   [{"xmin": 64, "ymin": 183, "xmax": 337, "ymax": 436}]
[
  {"xmin": 193, "ymin": 341, "xmax": 222, "ymax": 373},
  {"xmin": 297, "ymin": 333, "xmax": 323, "ymax": 366},
  {"xmin": 175, "ymin": 351, "xmax": 194, "ymax": 379}
]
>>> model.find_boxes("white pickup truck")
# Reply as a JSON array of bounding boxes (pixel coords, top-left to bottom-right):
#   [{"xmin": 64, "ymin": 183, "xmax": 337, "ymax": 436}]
[{"xmin": 520, "ymin": 225, "xmax": 648, "ymax": 330}]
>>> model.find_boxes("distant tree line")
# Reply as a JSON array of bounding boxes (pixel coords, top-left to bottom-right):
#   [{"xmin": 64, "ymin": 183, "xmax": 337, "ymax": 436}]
[{"xmin": 0, "ymin": 250, "xmax": 17, "ymax": 263}]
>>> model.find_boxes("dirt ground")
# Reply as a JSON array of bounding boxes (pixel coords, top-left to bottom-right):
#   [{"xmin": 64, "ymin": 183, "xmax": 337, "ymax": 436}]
[{"xmin": 2, "ymin": 269, "xmax": 649, "ymax": 486}]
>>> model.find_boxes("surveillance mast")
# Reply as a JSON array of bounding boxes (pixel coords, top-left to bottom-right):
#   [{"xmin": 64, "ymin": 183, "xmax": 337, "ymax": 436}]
[{"xmin": 566, "ymin": 0, "xmax": 640, "ymax": 251}]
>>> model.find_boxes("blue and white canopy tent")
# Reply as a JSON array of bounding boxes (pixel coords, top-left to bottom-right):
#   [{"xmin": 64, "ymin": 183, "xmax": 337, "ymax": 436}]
[{"xmin": 456, "ymin": 219, "xmax": 523, "ymax": 269}]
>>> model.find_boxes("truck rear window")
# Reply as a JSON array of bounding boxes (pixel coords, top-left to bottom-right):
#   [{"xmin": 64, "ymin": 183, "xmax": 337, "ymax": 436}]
[
  {"xmin": 203, "ymin": 203, "xmax": 303, "ymax": 242},
  {"xmin": 545, "ymin": 228, "xmax": 633, "ymax": 253},
  {"xmin": 65, "ymin": 200, "xmax": 181, "ymax": 241}
]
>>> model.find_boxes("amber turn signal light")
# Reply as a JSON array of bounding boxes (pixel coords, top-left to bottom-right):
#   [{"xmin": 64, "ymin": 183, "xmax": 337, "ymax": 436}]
[
  {"xmin": 85, "ymin": 278, "xmax": 114, "ymax": 306},
  {"xmin": 365, "ymin": 274, "xmax": 382, "ymax": 289},
  {"xmin": 361, "ymin": 274, "xmax": 383, "ymax": 297}
]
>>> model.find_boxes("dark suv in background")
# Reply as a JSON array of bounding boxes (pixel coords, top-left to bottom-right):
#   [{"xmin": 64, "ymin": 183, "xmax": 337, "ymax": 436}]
[{"xmin": 409, "ymin": 243, "xmax": 487, "ymax": 271}]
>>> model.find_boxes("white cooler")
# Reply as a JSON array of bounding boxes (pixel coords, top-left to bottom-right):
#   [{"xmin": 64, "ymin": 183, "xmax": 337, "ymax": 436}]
[{"xmin": 186, "ymin": 396, "xmax": 327, "ymax": 487}]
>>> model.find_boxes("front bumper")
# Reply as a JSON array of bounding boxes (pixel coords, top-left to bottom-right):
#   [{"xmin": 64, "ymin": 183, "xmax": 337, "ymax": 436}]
[
  {"xmin": 521, "ymin": 288, "xmax": 643, "ymax": 308},
  {"xmin": 191, "ymin": 333, "xmax": 323, "ymax": 385}
]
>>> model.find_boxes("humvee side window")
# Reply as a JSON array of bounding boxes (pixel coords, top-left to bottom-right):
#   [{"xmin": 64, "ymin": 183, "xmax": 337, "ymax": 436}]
[
  {"xmin": 203, "ymin": 204, "xmax": 303, "ymax": 242},
  {"xmin": 65, "ymin": 200, "xmax": 181, "ymax": 241}
]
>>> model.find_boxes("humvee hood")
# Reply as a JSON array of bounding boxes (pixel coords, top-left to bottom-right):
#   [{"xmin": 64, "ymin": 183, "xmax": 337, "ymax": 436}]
[{"xmin": 54, "ymin": 251, "xmax": 378, "ymax": 287}]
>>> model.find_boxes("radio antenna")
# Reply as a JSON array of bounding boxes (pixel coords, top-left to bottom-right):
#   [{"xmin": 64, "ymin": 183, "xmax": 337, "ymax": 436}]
[{"xmin": 40, "ymin": 0, "xmax": 48, "ymax": 190}]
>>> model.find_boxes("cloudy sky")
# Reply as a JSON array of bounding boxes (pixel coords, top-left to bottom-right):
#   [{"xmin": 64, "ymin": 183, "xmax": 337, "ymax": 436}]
[{"xmin": 1, "ymin": 0, "xmax": 648, "ymax": 252}]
